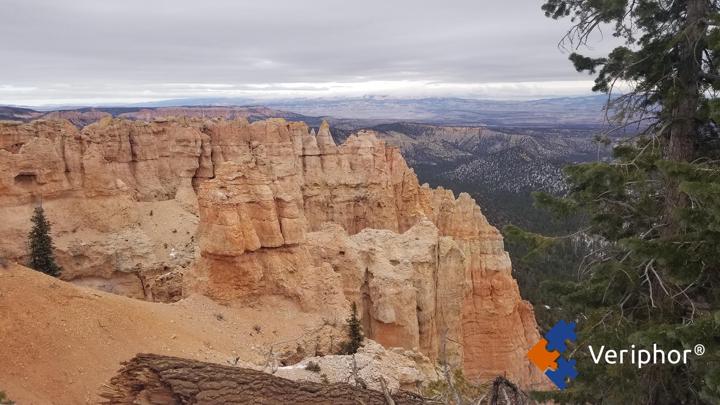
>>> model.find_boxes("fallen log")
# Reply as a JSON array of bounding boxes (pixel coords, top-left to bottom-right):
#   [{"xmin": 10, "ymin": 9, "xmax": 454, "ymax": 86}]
[{"xmin": 101, "ymin": 353, "xmax": 428, "ymax": 404}]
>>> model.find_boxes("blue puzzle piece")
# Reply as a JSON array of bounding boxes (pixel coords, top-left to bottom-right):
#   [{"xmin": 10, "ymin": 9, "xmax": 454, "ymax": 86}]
[
  {"xmin": 545, "ymin": 357, "xmax": 578, "ymax": 390},
  {"xmin": 544, "ymin": 320, "xmax": 576, "ymax": 352}
]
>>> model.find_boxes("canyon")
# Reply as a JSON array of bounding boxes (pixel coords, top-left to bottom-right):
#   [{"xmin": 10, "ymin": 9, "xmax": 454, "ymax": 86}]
[{"xmin": 0, "ymin": 116, "xmax": 547, "ymax": 402}]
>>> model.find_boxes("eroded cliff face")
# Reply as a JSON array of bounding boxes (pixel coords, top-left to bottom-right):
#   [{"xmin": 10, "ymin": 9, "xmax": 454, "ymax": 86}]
[{"xmin": 0, "ymin": 117, "xmax": 545, "ymax": 388}]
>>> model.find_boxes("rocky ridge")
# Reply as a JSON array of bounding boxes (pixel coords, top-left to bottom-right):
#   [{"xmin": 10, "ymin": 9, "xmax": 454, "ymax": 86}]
[{"xmin": 0, "ymin": 116, "xmax": 546, "ymax": 388}]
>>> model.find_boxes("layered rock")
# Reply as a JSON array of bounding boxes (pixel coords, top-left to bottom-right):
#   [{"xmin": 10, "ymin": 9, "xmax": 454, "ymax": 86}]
[
  {"xmin": 304, "ymin": 221, "xmax": 466, "ymax": 366},
  {"xmin": 300, "ymin": 125, "xmax": 428, "ymax": 234},
  {"xmin": 42, "ymin": 109, "xmax": 112, "ymax": 127},
  {"xmin": 0, "ymin": 118, "xmax": 207, "ymax": 299},
  {"xmin": 0, "ymin": 118, "xmax": 213, "ymax": 206},
  {"xmin": 0, "ymin": 116, "xmax": 545, "ymax": 388},
  {"xmin": 191, "ymin": 119, "xmax": 546, "ymax": 387}
]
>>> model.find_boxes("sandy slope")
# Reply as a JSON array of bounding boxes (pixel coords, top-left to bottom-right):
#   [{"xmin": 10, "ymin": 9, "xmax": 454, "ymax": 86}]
[{"xmin": 0, "ymin": 264, "xmax": 335, "ymax": 404}]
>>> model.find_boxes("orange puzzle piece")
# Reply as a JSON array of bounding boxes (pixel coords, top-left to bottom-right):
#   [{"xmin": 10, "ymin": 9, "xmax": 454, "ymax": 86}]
[{"xmin": 527, "ymin": 338, "xmax": 559, "ymax": 371}]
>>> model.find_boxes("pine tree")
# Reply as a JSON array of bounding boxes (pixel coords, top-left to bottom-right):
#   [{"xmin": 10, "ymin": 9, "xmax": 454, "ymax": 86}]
[
  {"xmin": 27, "ymin": 205, "xmax": 61, "ymax": 277},
  {"xmin": 509, "ymin": 141, "xmax": 720, "ymax": 404},
  {"xmin": 542, "ymin": 0, "xmax": 714, "ymax": 159},
  {"xmin": 503, "ymin": 2, "xmax": 720, "ymax": 403},
  {"xmin": 542, "ymin": 0, "xmax": 720, "ymax": 215},
  {"xmin": 342, "ymin": 302, "xmax": 364, "ymax": 355}
]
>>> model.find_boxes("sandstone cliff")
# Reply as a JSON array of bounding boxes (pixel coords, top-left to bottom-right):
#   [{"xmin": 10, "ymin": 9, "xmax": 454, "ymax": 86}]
[{"xmin": 0, "ymin": 117, "xmax": 546, "ymax": 388}]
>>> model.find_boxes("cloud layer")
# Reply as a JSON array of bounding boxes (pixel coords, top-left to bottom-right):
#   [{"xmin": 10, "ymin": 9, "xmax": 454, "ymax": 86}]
[{"xmin": 1, "ymin": 0, "xmax": 616, "ymax": 105}]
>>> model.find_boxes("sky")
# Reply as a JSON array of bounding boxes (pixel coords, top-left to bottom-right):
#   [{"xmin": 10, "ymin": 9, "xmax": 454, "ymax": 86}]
[{"xmin": 0, "ymin": 0, "xmax": 618, "ymax": 106}]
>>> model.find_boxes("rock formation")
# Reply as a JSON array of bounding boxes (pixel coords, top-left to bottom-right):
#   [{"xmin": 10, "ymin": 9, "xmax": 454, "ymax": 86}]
[
  {"xmin": 0, "ymin": 264, "xmax": 383, "ymax": 404},
  {"xmin": 41, "ymin": 109, "xmax": 112, "ymax": 127},
  {"xmin": 0, "ymin": 116, "xmax": 546, "ymax": 388},
  {"xmin": 274, "ymin": 340, "xmax": 436, "ymax": 393}
]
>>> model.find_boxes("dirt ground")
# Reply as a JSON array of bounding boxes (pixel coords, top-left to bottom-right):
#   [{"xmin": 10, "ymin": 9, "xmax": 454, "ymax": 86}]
[{"xmin": 0, "ymin": 263, "xmax": 339, "ymax": 405}]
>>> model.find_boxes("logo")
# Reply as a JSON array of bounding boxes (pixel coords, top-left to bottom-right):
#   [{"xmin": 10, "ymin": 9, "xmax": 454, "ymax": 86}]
[{"xmin": 527, "ymin": 320, "xmax": 578, "ymax": 389}]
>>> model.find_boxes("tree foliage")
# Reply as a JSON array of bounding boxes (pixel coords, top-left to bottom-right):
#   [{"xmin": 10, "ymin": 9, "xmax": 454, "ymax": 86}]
[
  {"xmin": 509, "ymin": 1, "xmax": 720, "ymax": 403},
  {"xmin": 543, "ymin": 0, "xmax": 719, "ymax": 164},
  {"xmin": 27, "ymin": 205, "xmax": 61, "ymax": 277},
  {"xmin": 341, "ymin": 302, "xmax": 364, "ymax": 355},
  {"xmin": 505, "ymin": 224, "xmax": 587, "ymax": 329},
  {"xmin": 518, "ymin": 140, "xmax": 720, "ymax": 403}
]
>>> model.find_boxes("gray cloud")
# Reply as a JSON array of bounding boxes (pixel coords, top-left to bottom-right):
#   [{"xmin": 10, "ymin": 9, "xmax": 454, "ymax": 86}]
[{"xmin": 1, "ymin": 0, "xmax": 617, "ymax": 105}]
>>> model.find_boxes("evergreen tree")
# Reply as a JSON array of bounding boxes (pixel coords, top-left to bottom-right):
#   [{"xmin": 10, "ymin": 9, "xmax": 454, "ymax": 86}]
[
  {"xmin": 27, "ymin": 205, "xmax": 61, "ymax": 277},
  {"xmin": 542, "ymin": 0, "xmax": 720, "ymax": 219},
  {"xmin": 503, "ymin": 1, "xmax": 720, "ymax": 403},
  {"xmin": 542, "ymin": 0, "xmax": 716, "ymax": 165},
  {"xmin": 342, "ymin": 302, "xmax": 364, "ymax": 355},
  {"xmin": 509, "ymin": 141, "xmax": 720, "ymax": 403}
]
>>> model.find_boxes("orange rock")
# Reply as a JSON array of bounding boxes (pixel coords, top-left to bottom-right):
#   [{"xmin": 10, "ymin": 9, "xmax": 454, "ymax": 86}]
[
  {"xmin": 194, "ymin": 119, "xmax": 547, "ymax": 388},
  {"xmin": 0, "ymin": 117, "xmax": 547, "ymax": 389}
]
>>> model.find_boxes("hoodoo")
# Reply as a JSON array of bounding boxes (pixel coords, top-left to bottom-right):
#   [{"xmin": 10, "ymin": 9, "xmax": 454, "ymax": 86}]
[{"xmin": 0, "ymin": 117, "xmax": 546, "ymax": 390}]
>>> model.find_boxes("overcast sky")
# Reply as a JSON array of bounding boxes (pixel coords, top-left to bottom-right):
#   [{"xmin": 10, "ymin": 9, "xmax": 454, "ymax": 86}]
[{"xmin": 1, "ymin": 0, "xmax": 617, "ymax": 106}]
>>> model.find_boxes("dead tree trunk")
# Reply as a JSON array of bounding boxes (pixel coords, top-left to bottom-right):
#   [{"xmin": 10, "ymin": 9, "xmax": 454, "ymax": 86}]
[
  {"xmin": 102, "ymin": 353, "xmax": 428, "ymax": 405},
  {"xmin": 486, "ymin": 376, "xmax": 530, "ymax": 405},
  {"xmin": 667, "ymin": 0, "xmax": 707, "ymax": 164},
  {"xmin": 665, "ymin": 0, "xmax": 709, "ymax": 219}
]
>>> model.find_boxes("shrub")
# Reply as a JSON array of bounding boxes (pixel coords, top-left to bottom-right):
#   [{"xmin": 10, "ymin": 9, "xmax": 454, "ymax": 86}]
[
  {"xmin": 422, "ymin": 369, "xmax": 488, "ymax": 404},
  {"xmin": 341, "ymin": 302, "xmax": 363, "ymax": 355},
  {"xmin": 305, "ymin": 361, "xmax": 321, "ymax": 373}
]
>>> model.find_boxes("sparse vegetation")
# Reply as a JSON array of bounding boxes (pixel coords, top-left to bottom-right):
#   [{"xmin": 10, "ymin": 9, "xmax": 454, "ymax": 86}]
[
  {"xmin": 253, "ymin": 324, "xmax": 262, "ymax": 333},
  {"xmin": 509, "ymin": 0, "xmax": 720, "ymax": 403},
  {"xmin": 305, "ymin": 361, "xmax": 321, "ymax": 373},
  {"xmin": 422, "ymin": 369, "xmax": 489, "ymax": 405},
  {"xmin": 340, "ymin": 302, "xmax": 363, "ymax": 355},
  {"xmin": 27, "ymin": 204, "xmax": 61, "ymax": 277}
]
